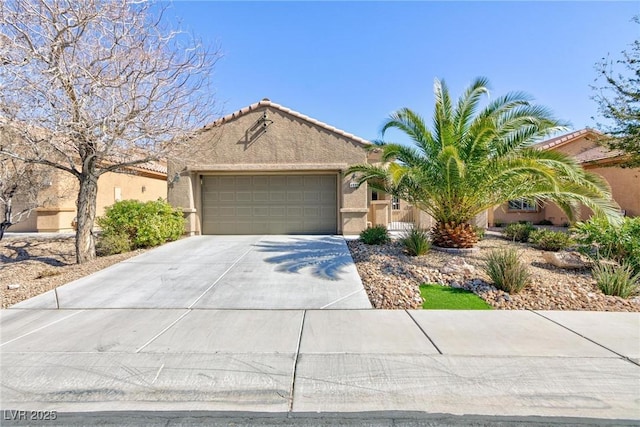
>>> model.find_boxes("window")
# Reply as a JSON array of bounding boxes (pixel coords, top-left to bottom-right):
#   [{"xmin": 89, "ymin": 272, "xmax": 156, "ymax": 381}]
[
  {"xmin": 392, "ymin": 196, "xmax": 400, "ymax": 210},
  {"xmin": 508, "ymin": 198, "xmax": 537, "ymax": 212},
  {"xmin": 371, "ymin": 191, "xmax": 378, "ymax": 201}
]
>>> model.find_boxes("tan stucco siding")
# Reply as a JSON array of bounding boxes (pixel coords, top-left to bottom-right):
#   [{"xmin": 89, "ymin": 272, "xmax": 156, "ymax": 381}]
[
  {"xmin": 95, "ymin": 171, "xmax": 167, "ymax": 215},
  {"xmin": 584, "ymin": 164, "xmax": 640, "ymax": 217},
  {"xmin": 550, "ymin": 136, "xmax": 598, "ymax": 157},
  {"xmin": 8, "ymin": 169, "xmax": 166, "ymax": 232},
  {"xmin": 490, "ymin": 205, "xmax": 545, "ymax": 225},
  {"xmin": 168, "ymin": 106, "xmax": 370, "ymax": 235}
]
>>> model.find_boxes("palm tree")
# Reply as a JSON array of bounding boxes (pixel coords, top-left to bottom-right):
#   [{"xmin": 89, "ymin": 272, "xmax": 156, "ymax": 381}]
[{"xmin": 348, "ymin": 77, "xmax": 621, "ymax": 248}]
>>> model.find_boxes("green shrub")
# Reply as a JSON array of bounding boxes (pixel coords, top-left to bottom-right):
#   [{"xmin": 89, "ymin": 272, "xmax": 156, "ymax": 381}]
[
  {"xmin": 504, "ymin": 222, "xmax": 535, "ymax": 242},
  {"xmin": 472, "ymin": 225, "xmax": 486, "ymax": 240},
  {"xmin": 360, "ymin": 225, "xmax": 390, "ymax": 245},
  {"xmin": 493, "ymin": 220, "xmax": 504, "ymax": 228},
  {"xmin": 484, "ymin": 248, "xmax": 530, "ymax": 293},
  {"xmin": 528, "ymin": 229, "xmax": 574, "ymax": 252},
  {"xmin": 96, "ymin": 232, "xmax": 132, "ymax": 256},
  {"xmin": 536, "ymin": 219, "xmax": 554, "ymax": 226},
  {"xmin": 401, "ymin": 228, "xmax": 431, "ymax": 256},
  {"xmin": 97, "ymin": 199, "xmax": 185, "ymax": 249},
  {"xmin": 592, "ymin": 262, "xmax": 640, "ymax": 298},
  {"xmin": 572, "ymin": 217, "xmax": 640, "ymax": 274}
]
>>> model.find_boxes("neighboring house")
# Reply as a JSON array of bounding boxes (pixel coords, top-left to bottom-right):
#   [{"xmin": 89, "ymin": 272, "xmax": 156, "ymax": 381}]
[
  {"xmin": 168, "ymin": 99, "xmax": 377, "ymax": 235},
  {"xmin": 489, "ymin": 128, "xmax": 640, "ymax": 226},
  {"xmin": 9, "ymin": 162, "xmax": 167, "ymax": 233}
]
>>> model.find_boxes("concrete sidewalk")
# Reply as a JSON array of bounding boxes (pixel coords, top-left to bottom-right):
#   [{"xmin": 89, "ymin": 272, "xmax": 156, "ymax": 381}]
[{"xmin": 1, "ymin": 309, "xmax": 639, "ymax": 425}]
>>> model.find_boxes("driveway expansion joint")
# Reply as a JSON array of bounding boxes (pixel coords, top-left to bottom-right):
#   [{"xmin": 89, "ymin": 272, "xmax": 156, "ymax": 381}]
[
  {"xmin": 187, "ymin": 246, "xmax": 255, "ymax": 309},
  {"xmin": 134, "ymin": 309, "xmax": 191, "ymax": 353}
]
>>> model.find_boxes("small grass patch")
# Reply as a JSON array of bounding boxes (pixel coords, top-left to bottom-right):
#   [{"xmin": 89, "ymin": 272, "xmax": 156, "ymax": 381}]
[{"xmin": 420, "ymin": 284, "xmax": 492, "ymax": 310}]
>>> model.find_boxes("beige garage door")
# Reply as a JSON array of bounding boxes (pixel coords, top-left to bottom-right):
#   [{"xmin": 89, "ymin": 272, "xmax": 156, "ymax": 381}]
[{"xmin": 202, "ymin": 174, "xmax": 337, "ymax": 234}]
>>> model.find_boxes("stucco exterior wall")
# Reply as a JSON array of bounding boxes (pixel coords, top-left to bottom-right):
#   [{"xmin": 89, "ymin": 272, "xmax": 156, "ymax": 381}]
[
  {"xmin": 490, "ymin": 205, "xmax": 544, "ymax": 226},
  {"xmin": 585, "ymin": 164, "xmax": 640, "ymax": 217},
  {"xmin": 168, "ymin": 105, "xmax": 370, "ymax": 235},
  {"xmin": 8, "ymin": 168, "xmax": 166, "ymax": 233}
]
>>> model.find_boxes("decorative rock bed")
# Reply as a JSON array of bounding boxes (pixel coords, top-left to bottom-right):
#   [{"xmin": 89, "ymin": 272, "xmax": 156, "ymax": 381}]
[{"xmin": 347, "ymin": 235, "xmax": 640, "ymax": 312}]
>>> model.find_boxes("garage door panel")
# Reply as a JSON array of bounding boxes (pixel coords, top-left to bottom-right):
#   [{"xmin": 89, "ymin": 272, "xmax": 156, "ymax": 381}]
[
  {"xmin": 202, "ymin": 174, "xmax": 337, "ymax": 235},
  {"xmin": 253, "ymin": 207, "xmax": 269, "ymax": 217},
  {"xmin": 287, "ymin": 192, "xmax": 303, "ymax": 202},
  {"xmin": 270, "ymin": 207, "xmax": 286, "ymax": 217},
  {"xmin": 236, "ymin": 207, "xmax": 252, "ymax": 217},
  {"xmin": 287, "ymin": 176, "xmax": 304, "ymax": 186},
  {"xmin": 287, "ymin": 207, "xmax": 303, "ymax": 217},
  {"xmin": 219, "ymin": 192, "xmax": 235, "ymax": 202},
  {"xmin": 254, "ymin": 191, "xmax": 269, "ymax": 202},
  {"xmin": 270, "ymin": 191, "xmax": 286, "ymax": 202}
]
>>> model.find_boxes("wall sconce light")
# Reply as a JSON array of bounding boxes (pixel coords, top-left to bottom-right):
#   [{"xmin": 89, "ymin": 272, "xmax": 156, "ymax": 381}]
[
  {"xmin": 260, "ymin": 111, "xmax": 274, "ymax": 131},
  {"xmin": 141, "ymin": 185, "xmax": 146, "ymax": 193}
]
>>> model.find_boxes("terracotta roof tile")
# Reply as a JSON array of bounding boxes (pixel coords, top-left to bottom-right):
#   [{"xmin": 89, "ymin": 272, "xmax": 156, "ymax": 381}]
[
  {"xmin": 533, "ymin": 128, "xmax": 603, "ymax": 150},
  {"xmin": 573, "ymin": 146, "xmax": 621, "ymax": 164},
  {"xmin": 202, "ymin": 99, "xmax": 372, "ymax": 147}
]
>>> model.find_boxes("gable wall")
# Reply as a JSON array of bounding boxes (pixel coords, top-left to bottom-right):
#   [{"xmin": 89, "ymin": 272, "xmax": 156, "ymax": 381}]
[{"xmin": 168, "ymin": 106, "xmax": 370, "ymax": 235}]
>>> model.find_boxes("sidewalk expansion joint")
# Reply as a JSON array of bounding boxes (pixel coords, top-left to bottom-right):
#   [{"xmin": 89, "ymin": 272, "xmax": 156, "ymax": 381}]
[
  {"xmin": 288, "ymin": 309, "xmax": 306, "ymax": 415},
  {"xmin": 405, "ymin": 310, "xmax": 442, "ymax": 355},
  {"xmin": 530, "ymin": 310, "xmax": 640, "ymax": 367}
]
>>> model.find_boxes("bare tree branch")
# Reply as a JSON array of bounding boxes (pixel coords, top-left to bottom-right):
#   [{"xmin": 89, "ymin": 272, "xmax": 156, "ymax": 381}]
[{"xmin": 0, "ymin": 0, "xmax": 221, "ymax": 262}]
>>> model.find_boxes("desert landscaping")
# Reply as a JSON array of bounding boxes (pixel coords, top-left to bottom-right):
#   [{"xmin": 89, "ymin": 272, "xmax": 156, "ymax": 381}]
[{"xmin": 2, "ymin": 231, "xmax": 638, "ymax": 312}]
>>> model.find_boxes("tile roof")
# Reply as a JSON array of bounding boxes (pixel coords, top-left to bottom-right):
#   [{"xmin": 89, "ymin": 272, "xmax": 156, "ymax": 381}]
[
  {"xmin": 573, "ymin": 146, "xmax": 621, "ymax": 164},
  {"xmin": 133, "ymin": 160, "xmax": 167, "ymax": 175},
  {"xmin": 202, "ymin": 98, "xmax": 372, "ymax": 147},
  {"xmin": 533, "ymin": 128, "xmax": 603, "ymax": 151},
  {"xmin": 534, "ymin": 128, "xmax": 623, "ymax": 165}
]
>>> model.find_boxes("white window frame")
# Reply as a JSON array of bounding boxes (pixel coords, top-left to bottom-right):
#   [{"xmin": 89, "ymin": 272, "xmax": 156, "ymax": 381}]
[
  {"xmin": 508, "ymin": 198, "xmax": 537, "ymax": 212},
  {"xmin": 391, "ymin": 196, "xmax": 400, "ymax": 210}
]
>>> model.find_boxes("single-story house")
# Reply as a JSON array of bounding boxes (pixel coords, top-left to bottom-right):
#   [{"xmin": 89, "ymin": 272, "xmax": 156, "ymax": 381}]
[
  {"xmin": 489, "ymin": 128, "xmax": 640, "ymax": 226},
  {"xmin": 9, "ymin": 162, "xmax": 167, "ymax": 233},
  {"xmin": 168, "ymin": 101, "xmax": 636, "ymax": 236},
  {"xmin": 168, "ymin": 99, "xmax": 378, "ymax": 235}
]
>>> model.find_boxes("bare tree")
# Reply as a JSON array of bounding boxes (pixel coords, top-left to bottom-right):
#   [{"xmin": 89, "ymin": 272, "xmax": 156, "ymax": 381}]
[
  {"xmin": 0, "ymin": 0, "xmax": 220, "ymax": 263},
  {"xmin": 0, "ymin": 156, "xmax": 52, "ymax": 240}
]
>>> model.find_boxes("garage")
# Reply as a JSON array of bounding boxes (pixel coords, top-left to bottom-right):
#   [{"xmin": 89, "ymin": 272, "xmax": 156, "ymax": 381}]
[{"xmin": 201, "ymin": 174, "xmax": 338, "ymax": 235}]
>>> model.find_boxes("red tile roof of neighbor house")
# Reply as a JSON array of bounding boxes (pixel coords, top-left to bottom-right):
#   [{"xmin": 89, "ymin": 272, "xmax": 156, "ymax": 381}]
[
  {"xmin": 533, "ymin": 128, "xmax": 622, "ymax": 164},
  {"xmin": 533, "ymin": 128, "xmax": 603, "ymax": 151},
  {"xmin": 132, "ymin": 160, "xmax": 167, "ymax": 175},
  {"xmin": 203, "ymin": 98, "xmax": 373, "ymax": 147}
]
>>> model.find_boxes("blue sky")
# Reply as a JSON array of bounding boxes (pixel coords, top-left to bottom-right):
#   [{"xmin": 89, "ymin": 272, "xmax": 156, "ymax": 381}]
[{"xmin": 170, "ymin": 1, "xmax": 639, "ymax": 144}]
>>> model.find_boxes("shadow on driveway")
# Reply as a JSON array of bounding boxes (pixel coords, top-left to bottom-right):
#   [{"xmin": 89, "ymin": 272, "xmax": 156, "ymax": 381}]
[{"xmin": 253, "ymin": 236, "xmax": 354, "ymax": 281}]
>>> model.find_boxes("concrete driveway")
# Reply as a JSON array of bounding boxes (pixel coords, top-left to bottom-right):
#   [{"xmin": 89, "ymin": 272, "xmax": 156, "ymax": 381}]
[{"xmin": 12, "ymin": 235, "xmax": 371, "ymax": 310}]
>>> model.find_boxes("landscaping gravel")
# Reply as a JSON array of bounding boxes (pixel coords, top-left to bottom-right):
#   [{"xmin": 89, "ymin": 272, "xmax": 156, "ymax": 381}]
[
  {"xmin": 347, "ymin": 234, "xmax": 640, "ymax": 311},
  {"xmin": 1, "ymin": 235, "xmax": 145, "ymax": 308}
]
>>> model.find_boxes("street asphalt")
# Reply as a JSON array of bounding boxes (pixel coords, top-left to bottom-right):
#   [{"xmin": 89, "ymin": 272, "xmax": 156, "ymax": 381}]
[{"xmin": 1, "ymin": 235, "xmax": 639, "ymax": 426}]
